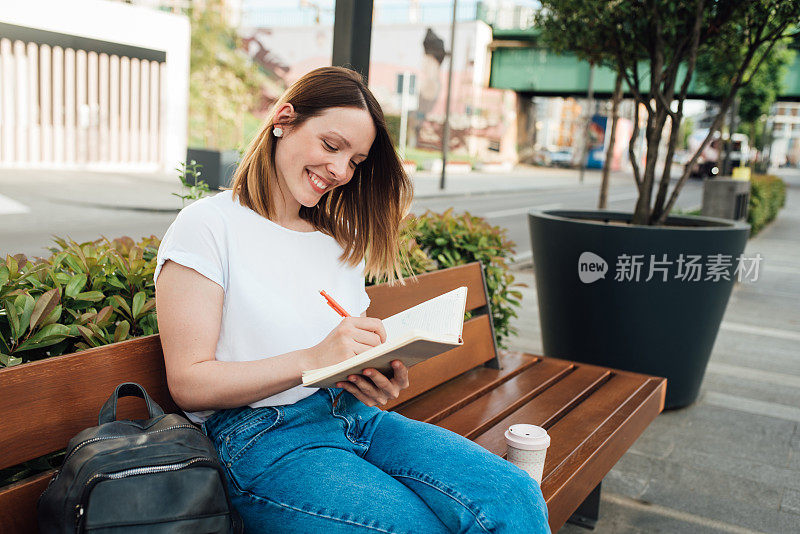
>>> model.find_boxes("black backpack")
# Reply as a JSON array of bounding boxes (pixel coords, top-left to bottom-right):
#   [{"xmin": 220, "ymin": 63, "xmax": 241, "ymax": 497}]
[{"xmin": 38, "ymin": 382, "xmax": 242, "ymax": 533}]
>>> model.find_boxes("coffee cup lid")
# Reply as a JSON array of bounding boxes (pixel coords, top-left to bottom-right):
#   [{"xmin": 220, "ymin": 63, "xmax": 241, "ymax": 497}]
[{"xmin": 505, "ymin": 424, "xmax": 550, "ymax": 450}]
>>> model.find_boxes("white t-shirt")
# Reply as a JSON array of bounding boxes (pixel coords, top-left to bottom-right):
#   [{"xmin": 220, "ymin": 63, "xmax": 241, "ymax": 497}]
[{"xmin": 153, "ymin": 189, "xmax": 371, "ymax": 422}]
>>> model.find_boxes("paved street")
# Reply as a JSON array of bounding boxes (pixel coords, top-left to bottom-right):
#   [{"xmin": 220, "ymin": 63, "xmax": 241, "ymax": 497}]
[{"xmin": 0, "ymin": 165, "xmax": 702, "ymax": 260}]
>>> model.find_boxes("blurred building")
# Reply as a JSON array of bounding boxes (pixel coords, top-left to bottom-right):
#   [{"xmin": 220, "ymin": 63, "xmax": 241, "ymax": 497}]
[
  {"xmin": 239, "ymin": 1, "xmax": 535, "ymax": 164},
  {"xmin": 0, "ymin": 0, "xmax": 190, "ymax": 173},
  {"xmin": 769, "ymin": 102, "xmax": 800, "ymax": 167},
  {"xmin": 119, "ymin": 0, "xmax": 242, "ymax": 26}
]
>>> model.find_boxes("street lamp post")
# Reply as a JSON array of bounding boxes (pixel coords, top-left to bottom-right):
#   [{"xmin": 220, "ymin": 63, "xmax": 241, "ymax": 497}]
[{"xmin": 440, "ymin": 0, "xmax": 457, "ymax": 191}]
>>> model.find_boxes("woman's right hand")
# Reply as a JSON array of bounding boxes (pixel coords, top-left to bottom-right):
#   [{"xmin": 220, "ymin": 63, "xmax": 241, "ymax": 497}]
[{"xmin": 307, "ymin": 317, "xmax": 387, "ymax": 369}]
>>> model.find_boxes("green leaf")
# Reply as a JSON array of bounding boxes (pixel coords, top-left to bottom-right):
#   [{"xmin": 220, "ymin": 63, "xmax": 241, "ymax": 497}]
[
  {"xmin": 41, "ymin": 304, "xmax": 63, "ymax": 327},
  {"xmin": 76, "ymin": 325, "xmax": 97, "ymax": 344},
  {"xmin": 94, "ymin": 305, "xmax": 114, "ymax": 326},
  {"xmin": 0, "ymin": 353, "xmax": 23, "ymax": 367},
  {"xmin": 16, "ymin": 323, "xmax": 71, "ymax": 351},
  {"xmin": 114, "ymin": 321, "xmax": 130, "ymax": 343},
  {"xmin": 65, "ymin": 274, "xmax": 87, "ymax": 298},
  {"xmin": 110, "ymin": 295, "xmax": 132, "ymax": 317},
  {"xmin": 75, "ymin": 291, "xmax": 105, "ymax": 302},
  {"xmin": 17, "ymin": 294, "xmax": 36, "ymax": 336},
  {"xmin": 106, "ymin": 276, "xmax": 127, "ymax": 290},
  {"xmin": 5, "ymin": 299, "xmax": 20, "ymax": 340},
  {"xmin": 132, "ymin": 291, "xmax": 146, "ymax": 320},
  {"xmin": 29, "ymin": 288, "xmax": 60, "ymax": 332},
  {"xmin": 6, "ymin": 255, "xmax": 19, "ymax": 276}
]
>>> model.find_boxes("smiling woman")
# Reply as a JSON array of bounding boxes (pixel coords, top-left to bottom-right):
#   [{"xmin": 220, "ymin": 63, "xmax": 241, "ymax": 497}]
[
  {"xmin": 229, "ymin": 67, "xmax": 409, "ymax": 283},
  {"xmin": 154, "ymin": 66, "xmax": 550, "ymax": 533}
]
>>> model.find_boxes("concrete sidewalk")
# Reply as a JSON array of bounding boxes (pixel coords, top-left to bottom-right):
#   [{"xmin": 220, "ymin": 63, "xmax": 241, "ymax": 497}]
[
  {"xmin": 510, "ymin": 168, "xmax": 800, "ymax": 533},
  {"xmin": 411, "ymin": 166, "xmax": 631, "ymax": 199},
  {"xmin": 0, "ymin": 165, "xmax": 631, "ymax": 213}
]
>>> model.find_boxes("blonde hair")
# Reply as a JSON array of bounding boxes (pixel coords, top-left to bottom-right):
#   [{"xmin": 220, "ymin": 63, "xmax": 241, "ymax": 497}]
[{"xmin": 227, "ymin": 67, "xmax": 412, "ymax": 283}]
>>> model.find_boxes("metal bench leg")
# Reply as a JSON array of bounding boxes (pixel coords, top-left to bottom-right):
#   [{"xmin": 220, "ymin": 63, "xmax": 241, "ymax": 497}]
[{"xmin": 566, "ymin": 482, "xmax": 601, "ymax": 530}]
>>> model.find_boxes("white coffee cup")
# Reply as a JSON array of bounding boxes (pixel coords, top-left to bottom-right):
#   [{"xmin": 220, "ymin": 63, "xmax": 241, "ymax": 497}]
[{"xmin": 504, "ymin": 424, "xmax": 550, "ymax": 484}]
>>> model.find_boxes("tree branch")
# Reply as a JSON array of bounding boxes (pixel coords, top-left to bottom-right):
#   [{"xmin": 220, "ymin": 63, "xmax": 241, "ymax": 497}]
[
  {"xmin": 651, "ymin": 0, "xmax": 705, "ymax": 221},
  {"xmin": 658, "ymin": 103, "xmax": 730, "ymax": 224},
  {"xmin": 628, "ymin": 94, "xmax": 643, "ymax": 190}
]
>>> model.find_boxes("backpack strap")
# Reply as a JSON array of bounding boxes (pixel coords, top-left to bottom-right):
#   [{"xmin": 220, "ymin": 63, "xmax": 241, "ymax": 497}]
[{"xmin": 99, "ymin": 382, "xmax": 165, "ymax": 424}]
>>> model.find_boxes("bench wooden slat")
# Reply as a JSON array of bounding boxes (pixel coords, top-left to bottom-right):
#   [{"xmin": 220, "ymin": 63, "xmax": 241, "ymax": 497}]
[
  {"xmin": 541, "ymin": 376, "xmax": 665, "ymax": 530},
  {"xmin": 0, "ymin": 336, "xmax": 178, "ymax": 471},
  {"xmin": 394, "ymin": 351, "xmax": 539, "ymax": 423},
  {"xmin": 433, "ymin": 359, "xmax": 576, "ymax": 440},
  {"xmin": 468, "ymin": 365, "xmax": 612, "ymax": 454},
  {"xmin": 382, "ymin": 315, "xmax": 496, "ymax": 410},
  {"xmin": 365, "ymin": 262, "xmax": 487, "ymax": 319},
  {"xmin": 541, "ymin": 373, "xmax": 648, "ymax": 478},
  {"xmin": 0, "ymin": 471, "xmax": 53, "ymax": 534}
]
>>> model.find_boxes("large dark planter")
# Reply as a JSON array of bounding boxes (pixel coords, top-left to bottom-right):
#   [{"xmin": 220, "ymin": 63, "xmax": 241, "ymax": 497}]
[
  {"xmin": 528, "ymin": 210, "xmax": 750, "ymax": 409},
  {"xmin": 186, "ymin": 148, "xmax": 240, "ymax": 191}
]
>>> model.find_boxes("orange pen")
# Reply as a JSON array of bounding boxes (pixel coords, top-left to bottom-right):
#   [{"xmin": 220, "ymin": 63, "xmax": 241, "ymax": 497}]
[
  {"xmin": 320, "ymin": 290, "xmax": 351, "ymax": 408},
  {"xmin": 319, "ymin": 290, "xmax": 351, "ymax": 318}
]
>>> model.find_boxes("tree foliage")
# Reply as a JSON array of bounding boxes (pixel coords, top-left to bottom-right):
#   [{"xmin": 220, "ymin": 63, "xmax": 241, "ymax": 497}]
[
  {"xmin": 537, "ymin": 0, "xmax": 800, "ymax": 225},
  {"xmin": 189, "ymin": 0, "xmax": 266, "ymax": 150}
]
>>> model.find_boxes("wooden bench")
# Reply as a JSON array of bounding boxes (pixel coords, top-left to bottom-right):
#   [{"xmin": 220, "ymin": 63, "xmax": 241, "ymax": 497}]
[{"xmin": 0, "ymin": 262, "xmax": 666, "ymax": 532}]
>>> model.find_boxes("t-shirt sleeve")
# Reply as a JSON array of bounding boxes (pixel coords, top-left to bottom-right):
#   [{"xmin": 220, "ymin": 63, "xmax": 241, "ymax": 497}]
[{"xmin": 154, "ymin": 201, "xmax": 228, "ymax": 291}]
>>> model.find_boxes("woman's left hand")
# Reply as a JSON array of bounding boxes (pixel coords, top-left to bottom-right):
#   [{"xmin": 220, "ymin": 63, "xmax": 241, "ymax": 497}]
[{"xmin": 335, "ymin": 360, "xmax": 410, "ymax": 407}]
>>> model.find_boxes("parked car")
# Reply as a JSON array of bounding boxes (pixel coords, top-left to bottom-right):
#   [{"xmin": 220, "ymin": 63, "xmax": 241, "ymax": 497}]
[
  {"xmin": 537, "ymin": 148, "xmax": 574, "ymax": 168},
  {"xmin": 686, "ymin": 130, "xmax": 749, "ymax": 178}
]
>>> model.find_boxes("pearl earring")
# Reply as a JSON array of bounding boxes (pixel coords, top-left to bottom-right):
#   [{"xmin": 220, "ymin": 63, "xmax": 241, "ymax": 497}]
[{"xmin": 273, "ymin": 126, "xmax": 283, "ymax": 138}]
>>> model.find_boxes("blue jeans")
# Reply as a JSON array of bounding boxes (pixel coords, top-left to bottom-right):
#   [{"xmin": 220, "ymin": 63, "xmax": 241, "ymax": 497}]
[{"xmin": 202, "ymin": 388, "xmax": 550, "ymax": 533}]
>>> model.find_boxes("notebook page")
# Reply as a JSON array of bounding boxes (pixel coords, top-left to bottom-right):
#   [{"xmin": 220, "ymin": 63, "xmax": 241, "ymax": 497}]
[{"xmin": 382, "ymin": 287, "xmax": 467, "ymax": 342}]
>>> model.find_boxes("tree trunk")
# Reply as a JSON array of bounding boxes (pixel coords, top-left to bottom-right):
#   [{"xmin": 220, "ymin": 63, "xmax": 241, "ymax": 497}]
[
  {"xmin": 599, "ymin": 73, "xmax": 623, "ymax": 209},
  {"xmin": 722, "ymin": 97, "xmax": 737, "ymax": 175},
  {"xmin": 632, "ymin": 106, "xmax": 668, "ymax": 225}
]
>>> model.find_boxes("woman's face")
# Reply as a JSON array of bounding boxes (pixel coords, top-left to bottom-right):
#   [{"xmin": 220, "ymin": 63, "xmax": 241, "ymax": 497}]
[{"xmin": 273, "ymin": 105, "xmax": 376, "ymax": 211}]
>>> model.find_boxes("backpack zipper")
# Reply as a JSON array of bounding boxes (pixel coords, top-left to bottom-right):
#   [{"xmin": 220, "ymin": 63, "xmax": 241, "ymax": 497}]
[
  {"xmin": 74, "ymin": 457, "xmax": 215, "ymax": 532},
  {"xmin": 62, "ymin": 423, "xmax": 202, "ymax": 466},
  {"xmin": 41, "ymin": 424, "xmax": 204, "ymax": 505}
]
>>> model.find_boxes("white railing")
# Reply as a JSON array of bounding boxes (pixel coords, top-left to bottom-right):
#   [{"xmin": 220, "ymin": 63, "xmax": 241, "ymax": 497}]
[{"xmin": 0, "ymin": 38, "xmax": 164, "ymax": 170}]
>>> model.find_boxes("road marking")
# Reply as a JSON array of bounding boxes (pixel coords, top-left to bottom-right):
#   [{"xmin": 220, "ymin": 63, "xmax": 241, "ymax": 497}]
[
  {"xmin": 706, "ymin": 362, "xmax": 800, "ymax": 389},
  {"xmin": 603, "ymin": 492, "xmax": 764, "ymax": 534},
  {"xmin": 705, "ymin": 391, "xmax": 800, "ymax": 424},
  {"xmin": 0, "ymin": 194, "xmax": 30, "ymax": 215},
  {"xmin": 483, "ymin": 203, "xmax": 563, "ymax": 218},
  {"xmin": 719, "ymin": 321, "xmax": 800, "ymax": 342},
  {"xmin": 607, "ymin": 192, "xmax": 639, "ymax": 202}
]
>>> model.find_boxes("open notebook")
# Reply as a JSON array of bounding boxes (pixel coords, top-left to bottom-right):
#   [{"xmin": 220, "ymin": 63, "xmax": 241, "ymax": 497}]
[{"xmin": 302, "ymin": 286, "xmax": 468, "ymax": 388}]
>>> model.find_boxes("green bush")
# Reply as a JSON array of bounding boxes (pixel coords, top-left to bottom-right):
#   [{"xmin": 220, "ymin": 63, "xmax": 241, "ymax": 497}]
[
  {"xmin": 0, "ymin": 236, "xmax": 159, "ymax": 368},
  {"xmin": 397, "ymin": 209, "xmax": 524, "ymax": 350},
  {"xmin": 385, "ymin": 114, "xmax": 401, "ymax": 147},
  {"xmin": 748, "ymin": 174, "xmax": 786, "ymax": 236}
]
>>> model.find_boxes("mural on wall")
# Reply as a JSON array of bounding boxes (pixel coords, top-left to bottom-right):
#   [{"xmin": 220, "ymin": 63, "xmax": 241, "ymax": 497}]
[
  {"xmin": 412, "ymin": 29, "xmax": 445, "ymax": 151},
  {"xmin": 238, "ymin": 21, "xmax": 517, "ymax": 162}
]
